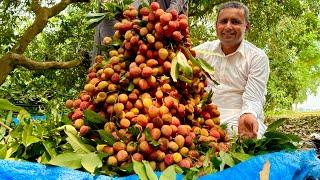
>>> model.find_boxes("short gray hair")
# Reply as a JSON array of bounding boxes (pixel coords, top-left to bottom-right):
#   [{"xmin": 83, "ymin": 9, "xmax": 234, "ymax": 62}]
[{"xmin": 217, "ymin": 1, "xmax": 250, "ymax": 23}]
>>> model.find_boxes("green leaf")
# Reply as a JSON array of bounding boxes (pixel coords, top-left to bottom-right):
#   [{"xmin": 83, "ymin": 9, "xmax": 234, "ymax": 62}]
[
  {"xmin": 84, "ymin": 110, "xmax": 105, "ymax": 124},
  {"xmin": 127, "ymin": 82, "xmax": 135, "ymax": 91},
  {"xmin": 86, "ymin": 14, "xmax": 107, "ymax": 29},
  {"xmin": 219, "ymin": 151, "xmax": 235, "ymax": 167},
  {"xmin": 48, "ymin": 152, "xmax": 82, "ymax": 169},
  {"xmin": 160, "ymin": 165, "xmax": 177, "ymax": 180},
  {"xmin": 86, "ymin": 12, "xmax": 108, "ymax": 19},
  {"xmin": 144, "ymin": 128, "xmax": 159, "ymax": 147},
  {"xmin": 0, "ymin": 144, "xmax": 7, "ymax": 159},
  {"xmin": 142, "ymin": 160, "xmax": 158, "ymax": 180},
  {"xmin": 97, "ymin": 130, "xmax": 116, "ymax": 146},
  {"xmin": 197, "ymin": 58, "xmax": 215, "ymax": 75},
  {"xmin": 42, "ymin": 141, "xmax": 57, "ymax": 158},
  {"xmin": 111, "ymin": 39, "xmax": 122, "ymax": 47},
  {"xmin": 17, "ymin": 110, "xmax": 31, "ymax": 125},
  {"xmin": 0, "ymin": 99, "xmax": 25, "ymax": 112},
  {"xmin": 266, "ymin": 118, "xmax": 286, "ymax": 132},
  {"xmin": 80, "ymin": 152, "xmax": 103, "ymax": 174},
  {"xmin": 178, "ymin": 75, "xmax": 192, "ymax": 84},
  {"xmin": 176, "ymin": 51, "xmax": 193, "ymax": 78},
  {"xmin": 64, "ymin": 128, "xmax": 94, "ymax": 153},
  {"xmin": 230, "ymin": 152, "xmax": 251, "ymax": 162},
  {"xmin": 22, "ymin": 124, "xmax": 41, "ymax": 147},
  {"xmin": 170, "ymin": 54, "xmax": 179, "ymax": 82},
  {"xmin": 133, "ymin": 159, "xmax": 148, "ymax": 180},
  {"xmin": 197, "ymin": 89, "xmax": 214, "ymax": 108},
  {"xmin": 39, "ymin": 151, "xmax": 51, "ymax": 164},
  {"xmin": 181, "ymin": 47, "xmax": 218, "ymax": 85},
  {"xmin": 0, "ymin": 111, "xmax": 13, "ymax": 140},
  {"xmin": 62, "ymin": 125, "xmax": 78, "ymax": 135},
  {"xmin": 264, "ymin": 131, "xmax": 300, "ymax": 143}
]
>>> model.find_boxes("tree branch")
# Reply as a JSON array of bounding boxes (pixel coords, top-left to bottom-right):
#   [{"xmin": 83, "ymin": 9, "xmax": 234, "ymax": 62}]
[
  {"xmin": 31, "ymin": 0, "xmax": 41, "ymax": 14},
  {"xmin": 11, "ymin": 53, "xmax": 83, "ymax": 70},
  {"xmin": 11, "ymin": 0, "xmax": 89, "ymax": 54}
]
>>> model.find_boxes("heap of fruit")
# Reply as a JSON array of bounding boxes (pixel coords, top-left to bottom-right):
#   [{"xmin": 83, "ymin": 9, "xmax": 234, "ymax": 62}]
[{"xmin": 65, "ymin": 2, "xmax": 229, "ymax": 172}]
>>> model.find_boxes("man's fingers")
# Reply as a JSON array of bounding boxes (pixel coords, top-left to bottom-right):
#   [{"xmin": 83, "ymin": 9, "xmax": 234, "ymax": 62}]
[{"xmin": 253, "ymin": 122, "xmax": 258, "ymax": 135}]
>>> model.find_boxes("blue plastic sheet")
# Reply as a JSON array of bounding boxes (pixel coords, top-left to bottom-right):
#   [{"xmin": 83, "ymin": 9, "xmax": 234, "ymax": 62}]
[
  {"xmin": 0, "ymin": 149, "xmax": 319, "ymax": 180},
  {"xmin": 13, "ymin": 115, "xmax": 46, "ymax": 124}
]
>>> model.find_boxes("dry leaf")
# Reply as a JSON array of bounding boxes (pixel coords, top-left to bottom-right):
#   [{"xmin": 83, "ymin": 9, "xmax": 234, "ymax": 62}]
[{"xmin": 260, "ymin": 160, "xmax": 270, "ymax": 180}]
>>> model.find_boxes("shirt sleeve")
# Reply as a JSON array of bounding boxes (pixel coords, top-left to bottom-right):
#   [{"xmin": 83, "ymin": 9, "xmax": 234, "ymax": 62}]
[
  {"xmin": 167, "ymin": 0, "xmax": 188, "ymax": 14},
  {"xmin": 240, "ymin": 54, "xmax": 270, "ymax": 119}
]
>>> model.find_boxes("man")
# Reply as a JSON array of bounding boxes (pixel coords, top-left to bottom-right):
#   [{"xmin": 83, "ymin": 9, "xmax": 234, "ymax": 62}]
[
  {"xmin": 92, "ymin": 0, "xmax": 188, "ymax": 62},
  {"xmin": 194, "ymin": 1, "xmax": 270, "ymax": 139}
]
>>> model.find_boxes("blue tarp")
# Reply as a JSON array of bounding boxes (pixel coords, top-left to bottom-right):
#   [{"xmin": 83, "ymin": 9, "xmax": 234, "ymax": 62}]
[{"xmin": 0, "ymin": 149, "xmax": 319, "ymax": 180}]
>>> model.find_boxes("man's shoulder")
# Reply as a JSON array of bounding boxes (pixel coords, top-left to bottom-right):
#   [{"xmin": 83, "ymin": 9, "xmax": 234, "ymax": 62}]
[
  {"xmin": 243, "ymin": 40, "xmax": 268, "ymax": 59},
  {"xmin": 194, "ymin": 40, "xmax": 219, "ymax": 50}
]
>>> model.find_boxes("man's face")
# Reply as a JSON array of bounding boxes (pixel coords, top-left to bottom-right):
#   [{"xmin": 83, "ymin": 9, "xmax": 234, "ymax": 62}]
[{"xmin": 216, "ymin": 8, "xmax": 248, "ymax": 47}]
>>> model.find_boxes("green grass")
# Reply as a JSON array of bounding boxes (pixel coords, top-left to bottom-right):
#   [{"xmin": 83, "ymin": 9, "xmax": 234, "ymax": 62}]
[{"xmin": 266, "ymin": 110, "xmax": 320, "ymax": 118}]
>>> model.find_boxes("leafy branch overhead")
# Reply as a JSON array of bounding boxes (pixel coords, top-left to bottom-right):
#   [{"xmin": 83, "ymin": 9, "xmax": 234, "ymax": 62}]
[
  {"xmin": 85, "ymin": 0, "xmax": 134, "ymax": 29},
  {"xmin": 0, "ymin": 0, "xmax": 90, "ymax": 86}
]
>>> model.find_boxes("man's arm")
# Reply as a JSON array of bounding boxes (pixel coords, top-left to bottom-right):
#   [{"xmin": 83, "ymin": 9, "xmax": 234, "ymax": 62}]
[{"xmin": 238, "ymin": 54, "xmax": 270, "ymax": 138}]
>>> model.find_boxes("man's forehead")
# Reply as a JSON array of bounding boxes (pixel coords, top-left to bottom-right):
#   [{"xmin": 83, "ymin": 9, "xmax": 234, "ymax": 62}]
[{"xmin": 218, "ymin": 8, "xmax": 245, "ymax": 19}]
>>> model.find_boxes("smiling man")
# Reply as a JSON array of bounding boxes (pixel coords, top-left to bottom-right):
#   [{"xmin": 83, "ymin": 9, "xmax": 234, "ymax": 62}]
[{"xmin": 194, "ymin": 1, "xmax": 270, "ymax": 139}]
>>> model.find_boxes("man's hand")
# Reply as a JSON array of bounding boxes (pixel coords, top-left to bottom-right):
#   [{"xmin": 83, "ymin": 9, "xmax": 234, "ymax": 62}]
[{"xmin": 238, "ymin": 113, "xmax": 258, "ymax": 139}]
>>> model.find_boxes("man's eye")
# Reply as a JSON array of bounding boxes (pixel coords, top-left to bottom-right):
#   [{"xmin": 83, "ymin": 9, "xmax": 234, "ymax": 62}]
[
  {"xmin": 231, "ymin": 19, "xmax": 241, "ymax": 24},
  {"xmin": 219, "ymin": 19, "xmax": 228, "ymax": 24}
]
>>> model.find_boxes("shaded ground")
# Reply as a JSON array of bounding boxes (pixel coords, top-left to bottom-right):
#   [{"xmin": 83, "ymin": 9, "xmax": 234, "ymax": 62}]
[{"xmin": 266, "ymin": 114, "xmax": 320, "ymax": 149}]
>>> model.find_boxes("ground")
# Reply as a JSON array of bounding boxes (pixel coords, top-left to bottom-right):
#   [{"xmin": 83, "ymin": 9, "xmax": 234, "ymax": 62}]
[{"xmin": 266, "ymin": 111, "xmax": 320, "ymax": 150}]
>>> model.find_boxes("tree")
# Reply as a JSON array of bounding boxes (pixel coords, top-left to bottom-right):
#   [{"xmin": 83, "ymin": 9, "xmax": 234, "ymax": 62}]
[{"xmin": 0, "ymin": 0, "xmax": 90, "ymax": 86}]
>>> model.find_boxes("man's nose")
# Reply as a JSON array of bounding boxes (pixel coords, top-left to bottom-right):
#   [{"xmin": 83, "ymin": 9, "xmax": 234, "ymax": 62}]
[{"xmin": 225, "ymin": 21, "xmax": 232, "ymax": 28}]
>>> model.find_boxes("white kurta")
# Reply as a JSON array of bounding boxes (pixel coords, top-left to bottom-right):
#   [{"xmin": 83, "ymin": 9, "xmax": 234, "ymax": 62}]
[{"xmin": 193, "ymin": 40, "xmax": 270, "ymax": 137}]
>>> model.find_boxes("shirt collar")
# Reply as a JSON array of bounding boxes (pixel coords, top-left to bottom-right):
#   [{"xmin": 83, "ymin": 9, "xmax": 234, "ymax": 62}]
[{"xmin": 213, "ymin": 40, "xmax": 246, "ymax": 58}]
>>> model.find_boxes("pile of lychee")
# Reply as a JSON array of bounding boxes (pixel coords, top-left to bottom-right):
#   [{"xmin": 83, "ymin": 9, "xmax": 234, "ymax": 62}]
[{"xmin": 65, "ymin": 2, "xmax": 229, "ymax": 172}]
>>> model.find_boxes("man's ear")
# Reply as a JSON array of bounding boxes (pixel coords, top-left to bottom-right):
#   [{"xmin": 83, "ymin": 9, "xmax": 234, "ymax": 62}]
[{"xmin": 245, "ymin": 23, "xmax": 251, "ymax": 32}]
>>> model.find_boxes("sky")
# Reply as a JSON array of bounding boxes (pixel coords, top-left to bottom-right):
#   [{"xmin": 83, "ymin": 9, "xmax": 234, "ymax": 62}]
[{"xmin": 294, "ymin": 87, "xmax": 320, "ymax": 111}]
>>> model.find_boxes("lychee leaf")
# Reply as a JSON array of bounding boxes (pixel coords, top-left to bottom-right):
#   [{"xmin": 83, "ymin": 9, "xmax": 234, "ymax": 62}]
[
  {"xmin": 0, "ymin": 99, "xmax": 25, "ymax": 112},
  {"xmin": 86, "ymin": 12, "xmax": 108, "ymax": 19},
  {"xmin": 86, "ymin": 14, "xmax": 108, "ymax": 29},
  {"xmin": 160, "ymin": 165, "xmax": 177, "ymax": 180},
  {"xmin": 142, "ymin": 160, "xmax": 158, "ymax": 180},
  {"xmin": 128, "ymin": 126, "xmax": 141, "ymax": 139},
  {"xmin": 178, "ymin": 75, "xmax": 192, "ymax": 84},
  {"xmin": 48, "ymin": 152, "xmax": 82, "ymax": 169},
  {"xmin": 22, "ymin": 124, "xmax": 41, "ymax": 147},
  {"xmin": 80, "ymin": 152, "xmax": 103, "ymax": 174},
  {"xmin": 230, "ymin": 152, "xmax": 251, "ymax": 162},
  {"xmin": 111, "ymin": 39, "xmax": 122, "ymax": 47},
  {"xmin": 144, "ymin": 128, "xmax": 159, "ymax": 147},
  {"xmin": 42, "ymin": 141, "xmax": 57, "ymax": 159},
  {"xmin": 197, "ymin": 89, "xmax": 214, "ymax": 108},
  {"xmin": 219, "ymin": 151, "xmax": 235, "ymax": 168},
  {"xmin": 266, "ymin": 118, "xmax": 286, "ymax": 132},
  {"xmin": 170, "ymin": 55, "xmax": 179, "ymax": 82},
  {"xmin": 127, "ymin": 82, "xmax": 134, "ymax": 92},
  {"xmin": 133, "ymin": 159, "xmax": 148, "ymax": 180},
  {"xmin": 65, "ymin": 129, "xmax": 94, "ymax": 153},
  {"xmin": 84, "ymin": 110, "xmax": 105, "ymax": 124},
  {"xmin": 176, "ymin": 51, "xmax": 193, "ymax": 78},
  {"xmin": 181, "ymin": 47, "xmax": 219, "ymax": 85},
  {"xmin": 97, "ymin": 130, "xmax": 116, "ymax": 146}
]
